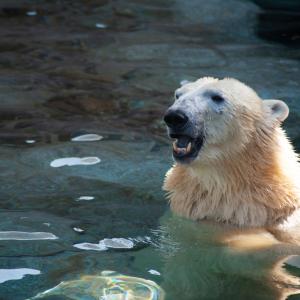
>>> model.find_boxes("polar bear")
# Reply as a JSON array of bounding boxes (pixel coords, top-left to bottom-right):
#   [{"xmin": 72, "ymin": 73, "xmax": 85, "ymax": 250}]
[
  {"xmin": 163, "ymin": 77, "xmax": 300, "ymax": 231},
  {"xmin": 159, "ymin": 77, "xmax": 300, "ymax": 299}
]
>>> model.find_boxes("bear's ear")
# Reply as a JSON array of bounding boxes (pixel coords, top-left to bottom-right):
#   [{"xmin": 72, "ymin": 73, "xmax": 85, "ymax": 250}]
[
  {"xmin": 263, "ymin": 99, "xmax": 289, "ymax": 123},
  {"xmin": 180, "ymin": 80, "xmax": 190, "ymax": 86}
]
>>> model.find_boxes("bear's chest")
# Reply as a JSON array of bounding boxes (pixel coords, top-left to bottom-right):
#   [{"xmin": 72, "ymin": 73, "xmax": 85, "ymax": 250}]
[{"xmin": 169, "ymin": 187, "xmax": 270, "ymax": 227}]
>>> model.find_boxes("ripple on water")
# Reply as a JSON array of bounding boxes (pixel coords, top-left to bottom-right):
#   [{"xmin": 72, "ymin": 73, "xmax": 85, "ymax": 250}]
[{"xmin": 50, "ymin": 157, "xmax": 101, "ymax": 167}]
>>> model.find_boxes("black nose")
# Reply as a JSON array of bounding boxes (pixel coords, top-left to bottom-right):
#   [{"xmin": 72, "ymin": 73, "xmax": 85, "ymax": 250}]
[{"xmin": 164, "ymin": 110, "xmax": 189, "ymax": 129}]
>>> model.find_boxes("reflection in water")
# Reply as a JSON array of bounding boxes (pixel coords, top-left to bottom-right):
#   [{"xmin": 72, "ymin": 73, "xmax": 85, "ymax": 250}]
[
  {"xmin": 28, "ymin": 271, "xmax": 165, "ymax": 300},
  {"xmin": 153, "ymin": 213, "xmax": 300, "ymax": 300},
  {"xmin": 50, "ymin": 157, "xmax": 101, "ymax": 167},
  {"xmin": 0, "ymin": 268, "xmax": 40, "ymax": 284},
  {"xmin": 0, "ymin": 231, "xmax": 58, "ymax": 240}
]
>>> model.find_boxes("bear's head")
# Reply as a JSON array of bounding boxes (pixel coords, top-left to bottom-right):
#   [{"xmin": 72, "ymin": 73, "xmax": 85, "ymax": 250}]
[{"xmin": 164, "ymin": 77, "xmax": 289, "ymax": 165}]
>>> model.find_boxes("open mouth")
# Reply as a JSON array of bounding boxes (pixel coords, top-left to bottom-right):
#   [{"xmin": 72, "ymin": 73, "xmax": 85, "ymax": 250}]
[{"xmin": 170, "ymin": 134, "xmax": 204, "ymax": 163}]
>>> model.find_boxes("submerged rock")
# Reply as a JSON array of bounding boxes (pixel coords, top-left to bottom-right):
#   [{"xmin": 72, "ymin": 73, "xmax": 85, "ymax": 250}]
[{"xmin": 28, "ymin": 271, "xmax": 165, "ymax": 300}]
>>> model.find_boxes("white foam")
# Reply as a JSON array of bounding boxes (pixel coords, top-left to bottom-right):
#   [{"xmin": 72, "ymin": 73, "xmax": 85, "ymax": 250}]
[
  {"xmin": 73, "ymin": 242, "xmax": 107, "ymax": 251},
  {"xmin": 73, "ymin": 227, "xmax": 84, "ymax": 233},
  {"xmin": 0, "ymin": 231, "xmax": 58, "ymax": 240},
  {"xmin": 76, "ymin": 196, "xmax": 95, "ymax": 201},
  {"xmin": 101, "ymin": 238, "xmax": 134, "ymax": 249},
  {"xmin": 50, "ymin": 157, "xmax": 100, "ymax": 168},
  {"xmin": 25, "ymin": 140, "xmax": 36, "ymax": 144},
  {"xmin": 0, "ymin": 268, "xmax": 40, "ymax": 283},
  {"xmin": 148, "ymin": 269, "xmax": 161, "ymax": 276},
  {"xmin": 71, "ymin": 134, "xmax": 103, "ymax": 142},
  {"xmin": 73, "ymin": 238, "xmax": 134, "ymax": 251}
]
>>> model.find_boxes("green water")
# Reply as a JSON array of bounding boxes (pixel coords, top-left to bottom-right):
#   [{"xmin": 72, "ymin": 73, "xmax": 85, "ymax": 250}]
[{"xmin": 0, "ymin": 0, "xmax": 300, "ymax": 299}]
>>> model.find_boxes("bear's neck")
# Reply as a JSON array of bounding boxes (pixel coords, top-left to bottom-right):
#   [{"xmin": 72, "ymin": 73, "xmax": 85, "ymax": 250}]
[{"xmin": 164, "ymin": 127, "xmax": 300, "ymax": 227}]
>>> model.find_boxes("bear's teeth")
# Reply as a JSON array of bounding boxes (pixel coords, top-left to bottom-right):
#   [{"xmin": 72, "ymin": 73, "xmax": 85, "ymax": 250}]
[
  {"xmin": 186, "ymin": 142, "xmax": 192, "ymax": 153},
  {"xmin": 172, "ymin": 141, "xmax": 179, "ymax": 152},
  {"xmin": 173, "ymin": 141, "xmax": 188, "ymax": 154}
]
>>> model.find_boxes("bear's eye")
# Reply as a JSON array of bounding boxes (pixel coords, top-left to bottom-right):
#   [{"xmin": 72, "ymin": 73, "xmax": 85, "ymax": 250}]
[
  {"xmin": 211, "ymin": 94, "xmax": 224, "ymax": 103},
  {"xmin": 175, "ymin": 91, "xmax": 182, "ymax": 99}
]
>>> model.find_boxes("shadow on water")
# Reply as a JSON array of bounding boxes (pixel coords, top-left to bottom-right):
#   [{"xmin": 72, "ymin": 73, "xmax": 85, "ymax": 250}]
[
  {"xmin": 256, "ymin": 11, "xmax": 300, "ymax": 46},
  {"xmin": 252, "ymin": 0, "xmax": 300, "ymax": 46}
]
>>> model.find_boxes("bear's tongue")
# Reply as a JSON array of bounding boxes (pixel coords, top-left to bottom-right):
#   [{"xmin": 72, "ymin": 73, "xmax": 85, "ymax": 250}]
[{"xmin": 173, "ymin": 136, "xmax": 192, "ymax": 155}]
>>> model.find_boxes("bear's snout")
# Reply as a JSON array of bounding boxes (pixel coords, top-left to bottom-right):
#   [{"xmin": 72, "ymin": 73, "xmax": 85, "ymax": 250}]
[{"xmin": 164, "ymin": 109, "xmax": 189, "ymax": 130}]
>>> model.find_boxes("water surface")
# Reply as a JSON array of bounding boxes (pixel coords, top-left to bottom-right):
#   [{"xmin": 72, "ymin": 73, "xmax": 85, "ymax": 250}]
[{"xmin": 0, "ymin": 0, "xmax": 300, "ymax": 299}]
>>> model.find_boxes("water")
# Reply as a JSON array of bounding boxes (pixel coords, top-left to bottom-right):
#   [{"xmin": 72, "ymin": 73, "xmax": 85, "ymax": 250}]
[{"xmin": 0, "ymin": 0, "xmax": 300, "ymax": 299}]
